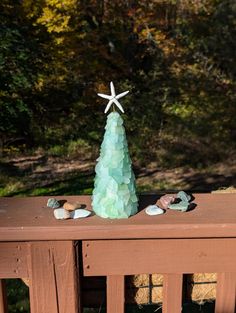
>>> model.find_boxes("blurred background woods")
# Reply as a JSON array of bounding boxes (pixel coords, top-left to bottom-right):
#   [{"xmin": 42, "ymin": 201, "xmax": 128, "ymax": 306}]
[{"xmin": 0, "ymin": 0, "xmax": 236, "ymax": 196}]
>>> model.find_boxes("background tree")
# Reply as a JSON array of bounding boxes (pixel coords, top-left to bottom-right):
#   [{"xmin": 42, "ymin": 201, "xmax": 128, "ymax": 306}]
[{"xmin": 0, "ymin": 0, "xmax": 235, "ymax": 167}]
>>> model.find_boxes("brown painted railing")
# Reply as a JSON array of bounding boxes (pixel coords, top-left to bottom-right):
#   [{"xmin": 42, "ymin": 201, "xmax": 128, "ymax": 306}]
[{"xmin": 0, "ymin": 194, "xmax": 236, "ymax": 313}]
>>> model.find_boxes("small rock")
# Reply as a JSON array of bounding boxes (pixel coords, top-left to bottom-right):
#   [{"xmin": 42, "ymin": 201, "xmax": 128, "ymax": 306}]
[
  {"xmin": 145, "ymin": 205, "xmax": 164, "ymax": 216},
  {"xmin": 54, "ymin": 208, "xmax": 71, "ymax": 220},
  {"xmin": 63, "ymin": 202, "xmax": 81, "ymax": 211},
  {"xmin": 157, "ymin": 194, "xmax": 176, "ymax": 209},
  {"xmin": 71, "ymin": 209, "xmax": 91, "ymax": 219},
  {"xmin": 47, "ymin": 198, "xmax": 60, "ymax": 209}
]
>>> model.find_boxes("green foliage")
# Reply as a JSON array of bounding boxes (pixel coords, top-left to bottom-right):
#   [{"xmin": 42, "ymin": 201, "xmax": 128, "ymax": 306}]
[
  {"xmin": 46, "ymin": 139, "xmax": 93, "ymax": 158},
  {"xmin": 6, "ymin": 279, "xmax": 29, "ymax": 313},
  {"xmin": 67, "ymin": 139, "xmax": 92, "ymax": 158},
  {"xmin": 47, "ymin": 145, "xmax": 67, "ymax": 157},
  {"xmin": 0, "ymin": 0, "xmax": 235, "ymax": 166},
  {"xmin": 0, "ymin": 1, "xmax": 36, "ymax": 141}
]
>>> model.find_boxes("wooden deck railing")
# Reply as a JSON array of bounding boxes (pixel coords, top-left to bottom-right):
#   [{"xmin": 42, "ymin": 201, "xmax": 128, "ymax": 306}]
[{"xmin": 0, "ymin": 194, "xmax": 236, "ymax": 313}]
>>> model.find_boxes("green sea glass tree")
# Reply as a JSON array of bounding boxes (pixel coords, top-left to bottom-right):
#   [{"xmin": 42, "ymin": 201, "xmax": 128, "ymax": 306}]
[{"xmin": 92, "ymin": 82, "xmax": 138, "ymax": 219}]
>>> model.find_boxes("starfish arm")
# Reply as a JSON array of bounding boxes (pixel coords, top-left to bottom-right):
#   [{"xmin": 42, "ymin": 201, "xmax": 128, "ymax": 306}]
[
  {"xmin": 116, "ymin": 90, "xmax": 129, "ymax": 99},
  {"xmin": 110, "ymin": 81, "xmax": 116, "ymax": 97},
  {"xmin": 97, "ymin": 93, "xmax": 112, "ymax": 100},
  {"xmin": 104, "ymin": 99, "xmax": 114, "ymax": 113},
  {"xmin": 113, "ymin": 98, "xmax": 124, "ymax": 113}
]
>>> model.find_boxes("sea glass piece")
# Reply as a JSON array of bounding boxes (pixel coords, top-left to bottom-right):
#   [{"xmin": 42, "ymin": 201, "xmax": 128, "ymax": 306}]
[
  {"xmin": 145, "ymin": 205, "xmax": 164, "ymax": 216},
  {"xmin": 177, "ymin": 191, "xmax": 191, "ymax": 202},
  {"xmin": 71, "ymin": 209, "xmax": 91, "ymax": 219},
  {"xmin": 168, "ymin": 200, "xmax": 189, "ymax": 212}
]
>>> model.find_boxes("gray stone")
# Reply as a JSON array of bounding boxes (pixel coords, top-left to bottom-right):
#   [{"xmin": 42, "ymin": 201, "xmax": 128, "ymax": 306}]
[
  {"xmin": 47, "ymin": 198, "xmax": 60, "ymax": 209},
  {"xmin": 53, "ymin": 208, "xmax": 71, "ymax": 220}
]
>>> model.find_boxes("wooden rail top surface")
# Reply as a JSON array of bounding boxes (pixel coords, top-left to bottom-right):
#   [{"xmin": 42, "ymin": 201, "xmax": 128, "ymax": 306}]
[{"xmin": 0, "ymin": 194, "xmax": 236, "ymax": 241}]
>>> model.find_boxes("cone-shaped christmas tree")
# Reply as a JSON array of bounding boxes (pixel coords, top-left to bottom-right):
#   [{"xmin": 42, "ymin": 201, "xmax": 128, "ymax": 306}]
[{"xmin": 92, "ymin": 82, "xmax": 138, "ymax": 219}]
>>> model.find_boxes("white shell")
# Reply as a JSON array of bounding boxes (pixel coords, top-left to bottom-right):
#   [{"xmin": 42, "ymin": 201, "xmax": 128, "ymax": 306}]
[
  {"xmin": 54, "ymin": 208, "xmax": 70, "ymax": 220},
  {"xmin": 145, "ymin": 205, "xmax": 164, "ymax": 216},
  {"xmin": 71, "ymin": 209, "xmax": 91, "ymax": 219}
]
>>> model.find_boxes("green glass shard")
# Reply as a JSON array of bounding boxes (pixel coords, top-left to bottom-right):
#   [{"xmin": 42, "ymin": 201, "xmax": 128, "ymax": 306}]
[
  {"xmin": 168, "ymin": 200, "xmax": 189, "ymax": 212},
  {"xmin": 177, "ymin": 191, "xmax": 191, "ymax": 202}
]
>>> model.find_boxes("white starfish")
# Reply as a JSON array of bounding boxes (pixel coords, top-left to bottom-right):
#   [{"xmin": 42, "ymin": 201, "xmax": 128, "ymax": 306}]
[{"xmin": 97, "ymin": 81, "xmax": 129, "ymax": 113}]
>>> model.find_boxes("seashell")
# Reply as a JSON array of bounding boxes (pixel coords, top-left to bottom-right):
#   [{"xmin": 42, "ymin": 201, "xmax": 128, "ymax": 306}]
[
  {"xmin": 47, "ymin": 198, "xmax": 60, "ymax": 209},
  {"xmin": 145, "ymin": 205, "xmax": 164, "ymax": 216},
  {"xmin": 63, "ymin": 202, "xmax": 81, "ymax": 211},
  {"xmin": 54, "ymin": 208, "xmax": 71, "ymax": 220},
  {"xmin": 70, "ymin": 209, "xmax": 91, "ymax": 219}
]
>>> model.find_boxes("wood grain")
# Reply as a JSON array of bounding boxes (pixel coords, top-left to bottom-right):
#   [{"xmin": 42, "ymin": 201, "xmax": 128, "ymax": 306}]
[
  {"xmin": 29, "ymin": 241, "xmax": 79, "ymax": 313},
  {"xmin": 83, "ymin": 238, "xmax": 236, "ymax": 276},
  {"xmin": 215, "ymin": 273, "xmax": 236, "ymax": 313},
  {"xmin": 0, "ymin": 280, "xmax": 8, "ymax": 313},
  {"xmin": 162, "ymin": 274, "xmax": 183, "ymax": 313},
  {"xmin": 1, "ymin": 194, "xmax": 236, "ymax": 241},
  {"xmin": 0, "ymin": 243, "xmax": 29, "ymax": 278},
  {"xmin": 107, "ymin": 276, "xmax": 125, "ymax": 313}
]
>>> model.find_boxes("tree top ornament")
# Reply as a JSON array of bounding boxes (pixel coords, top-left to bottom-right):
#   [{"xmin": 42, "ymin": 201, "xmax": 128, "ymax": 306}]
[{"xmin": 97, "ymin": 81, "xmax": 129, "ymax": 113}]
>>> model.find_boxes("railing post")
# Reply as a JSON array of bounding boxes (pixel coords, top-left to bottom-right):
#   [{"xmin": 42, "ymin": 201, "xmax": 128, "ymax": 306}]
[
  {"xmin": 162, "ymin": 274, "xmax": 183, "ymax": 313},
  {"xmin": 29, "ymin": 241, "xmax": 80, "ymax": 313},
  {"xmin": 0, "ymin": 280, "xmax": 8, "ymax": 313},
  {"xmin": 215, "ymin": 272, "xmax": 236, "ymax": 313},
  {"xmin": 107, "ymin": 275, "xmax": 125, "ymax": 313}
]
